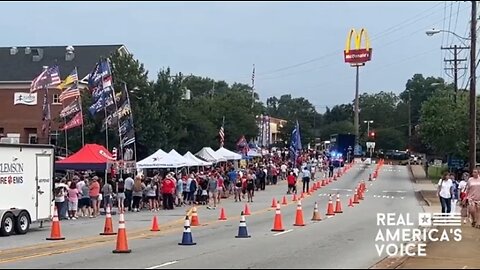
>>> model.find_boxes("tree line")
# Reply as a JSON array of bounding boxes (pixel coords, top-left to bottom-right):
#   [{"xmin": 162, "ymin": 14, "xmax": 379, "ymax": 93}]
[{"xmin": 59, "ymin": 52, "xmax": 469, "ymax": 161}]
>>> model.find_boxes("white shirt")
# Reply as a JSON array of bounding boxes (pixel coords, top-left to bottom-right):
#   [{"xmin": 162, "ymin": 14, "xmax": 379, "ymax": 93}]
[
  {"xmin": 281, "ymin": 164, "xmax": 287, "ymax": 172},
  {"xmin": 76, "ymin": 180, "xmax": 85, "ymax": 192},
  {"xmin": 438, "ymin": 179, "xmax": 453, "ymax": 199},
  {"xmin": 125, "ymin": 177, "xmax": 134, "ymax": 191},
  {"xmin": 458, "ymin": 180, "xmax": 467, "ymax": 192},
  {"xmin": 293, "ymin": 168, "xmax": 299, "ymax": 176}
]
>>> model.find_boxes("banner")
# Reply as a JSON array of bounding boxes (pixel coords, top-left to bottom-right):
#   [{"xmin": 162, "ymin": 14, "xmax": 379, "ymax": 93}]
[
  {"xmin": 88, "ymin": 94, "xmax": 114, "ymax": 116},
  {"xmin": 14, "ymin": 92, "xmax": 37, "ymax": 105},
  {"xmin": 60, "ymin": 112, "xmax": 83, "ymax": 131},
  {"xmin": 59, "ymin": 99, "xmax": 80, "ymax": 118}
]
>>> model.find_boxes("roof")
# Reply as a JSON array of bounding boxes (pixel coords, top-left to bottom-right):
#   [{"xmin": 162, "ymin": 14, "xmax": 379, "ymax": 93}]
[
  {"xmin": 0, "ymin": 45, "xmax": 125, "ymax": 82},
  {"xmin": 55, "ymin": 143, "xmax": 114, "ymax": 171}
]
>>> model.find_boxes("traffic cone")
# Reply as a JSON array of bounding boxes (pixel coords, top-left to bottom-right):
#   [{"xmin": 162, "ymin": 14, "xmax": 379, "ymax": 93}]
[
  {"xmin": 293, "ymin": 200, "xmax": 305, "ymax": 226},
  {"xmin": 358, "ymin": 186, "xmax": 364, "ymax": 200},
  {"xmin": 243, "ymin": 203, "xmax": 251, "ymax": 216},
  {"xmin": 326, "ymin": 195, "xmax": 335, "ymax": 216},
  {"xmin": 191, "ymin": 207, "xmax": 200, "ymax": 226},
  {"xmin": 271, "ymin": 204, "xmax": 285, "ymax": 232},
  {"xmin": 334, "ymin": 194, "xmax": 343, "ymax": 214},
  {"xmin": 235, "ymin": 211, "xmax": 251, "ymax": 238},
  {"xmin": 282, "ymin": 196, "xmax": 288, "ymax": 205},
  {"xmin": 300, "ymin": 192, "xmax": 305, "ymax": 199},
  {"xmin": 292, "ymin": 193, "xmax": 298, "ymax": 202},
  {"xmin": 150, "ymin": 215, "xmax": 160, "ymax": 232},
  {"xmin": 112, "ymin": 212, "xmax": 131, "ymax": 253},
  {"xmin": 348, "ymin": 197, "xmax": 354, "ymax": 207},
  {"xmin": 311, "ymin": 202, "xmax": 322, "ymax": 221},
  {"xmin": 100, "ymin": 205, "xmax": 117, "ymax": 235},
  {"xmin": 353, "ymin": 189, "xmax": 360, "ymax": 204},
  {"xmin": 178, "ymin": 216, "xmax": 196, "ymax": 246},
  {"xmin": 46, "ymin": 206, "xmax": 65, "ymax": 241},
  {"xmin": 321, "ymin": 179, "xmax": 326, "ymax": 186},
  {"xmin": 333, "ymin": 175, "xmax": 337, "ymax": 181},
  {"xmin": 271, "ymin": 198, "xmax": 277, "ymax": 208},
  {"xmin": 218, "ymin": 207, "xmax": 227, "ymax": 221}
]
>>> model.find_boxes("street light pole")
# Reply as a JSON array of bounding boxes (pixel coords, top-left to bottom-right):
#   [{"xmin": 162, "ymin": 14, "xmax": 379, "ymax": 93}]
[{"xmin": 469, "ymin": 0, "xmax": 477, "ymax": 172}]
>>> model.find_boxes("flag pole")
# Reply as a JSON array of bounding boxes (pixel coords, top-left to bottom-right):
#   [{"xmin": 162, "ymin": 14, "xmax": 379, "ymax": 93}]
[
  {"xmin": 75, "ymin": 67, "xmax": 85, "ymax": 147},
  {"xmin": 221, "ymin": 115, "xmax": 225, "ymax": 148},
  {"xmin": 64, "ymin": 116, "xmax": 68, "ymax": 157},
  {"xmin": 107, "ymin": 58, "xmax": 123, "ymax": 178},
  {"xmin": 251, "ymin": 64, "xmax": 255, "ymax": 108}
]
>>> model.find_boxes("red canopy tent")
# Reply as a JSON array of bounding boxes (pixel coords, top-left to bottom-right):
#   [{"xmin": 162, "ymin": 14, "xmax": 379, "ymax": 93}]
[{"xmin": 56, "ymin": 144, "xmax": 115, "ymax": 171}]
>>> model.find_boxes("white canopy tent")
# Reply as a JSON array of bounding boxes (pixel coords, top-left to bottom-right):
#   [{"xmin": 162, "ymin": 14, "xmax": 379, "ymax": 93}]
[
  {"xmin": 215, "ymin": 147, "xmax": 242, "ymax": 160},
  {"xmin": 168, "ymin": 149, "xmax": 197, "ymax": 167},
  {"xmin": 184, "ymin": 151, "xmax": 213, "ymax": 166},
  {"xmin": 195, "ymin": 147, "xmax": 227, "ymax": 163},
  {"xmin": 137, "ymin": 149, "xmax": 186, "ymax": 169}
]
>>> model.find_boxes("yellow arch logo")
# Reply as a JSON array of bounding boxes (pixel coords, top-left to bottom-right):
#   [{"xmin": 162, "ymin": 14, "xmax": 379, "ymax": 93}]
[{"xmin": 344, "ymin": 28, "xmax": 372, "ymax": 65}]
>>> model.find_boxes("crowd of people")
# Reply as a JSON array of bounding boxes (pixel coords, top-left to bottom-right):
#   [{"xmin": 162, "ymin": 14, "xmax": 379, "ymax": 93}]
[
  {"xmin": 53, "ymin": 149, "xmax": 339, "ymax": 219},
  {"xmin": 437, "ymin": 169, "xmax": 480, "ymax": 228}
]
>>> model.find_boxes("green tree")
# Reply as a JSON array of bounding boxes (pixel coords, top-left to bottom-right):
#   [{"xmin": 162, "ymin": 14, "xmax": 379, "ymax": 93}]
[{"xmin": 419, "ymin": 89, "xmax": 468, "ymax": 157}]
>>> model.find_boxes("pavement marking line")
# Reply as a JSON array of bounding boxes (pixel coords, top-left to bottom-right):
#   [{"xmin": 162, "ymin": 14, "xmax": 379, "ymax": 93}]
[
  {"xmin": 146, "ymin": 261, "xmax": 179, "ymax": 269},
  {"xmin": 273, "ymin": 229, "xmax": 293, "ymax": 236},
  {"xmin": 462, "ymin": 266, "xmax": 468, "ymax": 269}
]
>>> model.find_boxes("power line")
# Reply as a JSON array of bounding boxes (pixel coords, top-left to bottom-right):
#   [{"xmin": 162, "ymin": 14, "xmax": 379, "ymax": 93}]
[{"xmin": 226, "ymin": 2, "xmax": 446, "ymax": 81}]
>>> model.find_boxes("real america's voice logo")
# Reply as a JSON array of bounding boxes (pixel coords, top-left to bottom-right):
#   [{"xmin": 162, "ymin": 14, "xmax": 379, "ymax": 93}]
[{"xmin": 375, "ymin": 213, "xmax": 462, "ymax": 257}]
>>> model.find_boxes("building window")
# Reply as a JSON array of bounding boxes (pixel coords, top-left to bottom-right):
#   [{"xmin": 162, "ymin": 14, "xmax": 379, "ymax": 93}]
[
  {"xmin": 0, "ymin": 127, "xmax": 3, "ymax": 137},
  {"xmin": 29, "ymin": 134, "xmax": 38, "ymax": 144},
  {"xmin": 53, "ymin": 94, "xmax": 61, "ymax": 105}
]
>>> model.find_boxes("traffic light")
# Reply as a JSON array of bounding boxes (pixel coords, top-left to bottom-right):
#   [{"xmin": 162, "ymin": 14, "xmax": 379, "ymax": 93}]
[{"xmin": 370, "ymin": 131, "xmax": 375, "ymax": 138}]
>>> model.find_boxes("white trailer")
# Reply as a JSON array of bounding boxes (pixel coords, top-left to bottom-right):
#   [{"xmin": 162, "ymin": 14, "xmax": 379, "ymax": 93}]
[{"xmin": 0, "ymin": 143, "xmax": 54, "ymax": 236}]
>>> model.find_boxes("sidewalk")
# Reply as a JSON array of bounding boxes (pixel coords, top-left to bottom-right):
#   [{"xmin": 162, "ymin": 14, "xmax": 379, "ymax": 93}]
[{"xmin": 372, "ymin": 165, "xmax": 480, "ymax": 269}]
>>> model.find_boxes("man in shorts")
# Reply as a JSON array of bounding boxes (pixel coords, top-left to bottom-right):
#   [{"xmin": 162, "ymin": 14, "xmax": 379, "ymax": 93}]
[{"xmin": 207, "ymin": 173, "xmax": 218, "ymax": 210}]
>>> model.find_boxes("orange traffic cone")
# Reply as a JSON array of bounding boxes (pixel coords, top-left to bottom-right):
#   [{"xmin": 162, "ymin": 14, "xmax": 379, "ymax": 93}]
[
  {"xmin": 358, "ymin": 186, "xmax": 364, "ymax": 200},
  {"xmin": 219, "ymin": 207, "xmax": 227, "ymax": 221},
  {"xmin": 271, "ymin": 198, "xmax": 277, "ymax": 208},
  {"xmin": 191, "ymin": 207, "xmax": 200, "ymax": 226},
  {"xmin": 326, "ymin": 195, "xmax": 335, "ymax": 216},
  {"xmin": 244, "ymin": 203, "xmax": 251, "ymax": 216},
  {"xmin": 348, "ymin": 197, "xmax": 354, "ymax": 207},
  {"xmin": 321, "ymin": 179, "xmax": 326, "ymax": 186},
  {"xmin": 292, "ymin": 193, "xmax": 298, "ymax": 202},
  {"xmin": 311, "ymin": 201, "xmax": 322, "ymax": 221},
  {"xmin": 100, "ymin": 205, "xmax": 117, "ymax": 235},
  {"xmin": 334, "ymin": 194, "xmax": 343, "ymax": 214},
  {"xmin": 46, "ymin": 206, "xmax": 65, "ymax": 241},
  {"xmin": 333, "ymin": 175, "xmax": 337, "ymax": 181},
  {"xmin": 282, "ymin": 196, "xmax": 288, "ymax": 205},
  {"xmin": 353, "ymin": 189, "xmax": 360, "ymax": 204},
  {"xmin": 271, "ymin": 203, "xmax": 285, "ymax": 232},
  {"xmin": 293, "ymin": 200, "xmax": 305, "ymax": 226},
  {"xmin": 150, "ymin": 216, "xmax": 160, "ymax": 232},
  {"xmin": 112, "ymin": 212, "xmax": 131, "ymax": 253}
]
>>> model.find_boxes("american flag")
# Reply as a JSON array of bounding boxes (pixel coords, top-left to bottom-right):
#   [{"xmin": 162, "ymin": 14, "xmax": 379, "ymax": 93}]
[
  {"xmin": 219, "ymin": 126, "xmax": 225, "ymax": 147},
  {"xmin": 30, "ymin": 65, "xmax": 61, "ymax": 93},
  {"xmin": 59, "ymin": 84, "xmax": 80, "ymax": 102}
]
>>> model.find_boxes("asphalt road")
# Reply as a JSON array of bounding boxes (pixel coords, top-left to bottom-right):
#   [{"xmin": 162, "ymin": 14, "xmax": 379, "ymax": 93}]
[{"xmin": 0, "ymin": 163, "xmax": 423, "ymax": 269}]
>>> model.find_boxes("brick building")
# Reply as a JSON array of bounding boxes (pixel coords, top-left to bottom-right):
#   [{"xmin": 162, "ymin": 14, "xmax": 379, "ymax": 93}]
[{"xmin": 0, "ymin": 45, "xmax": 128, "ymax": 144}]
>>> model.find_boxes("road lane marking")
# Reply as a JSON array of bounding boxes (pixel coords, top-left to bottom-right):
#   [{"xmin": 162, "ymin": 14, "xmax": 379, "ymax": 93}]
[
  {"xmin": 273, "ymin": 229, "xmax": 293, "ymax": 236},
  {"xmin": 462, "ymin": 266, "xmax": 468, "ymax": 269},
  {"xmin": 146, "ymin": 261, "xmax": 179, "ymax": 269},
  {"xmin": 330, "ymin": 188, "xmax": 352, "ymax": 192}
]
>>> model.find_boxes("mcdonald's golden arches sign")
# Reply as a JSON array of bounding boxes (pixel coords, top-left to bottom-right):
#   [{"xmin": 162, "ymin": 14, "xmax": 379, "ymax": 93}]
[{"xmin": 344, "ymin": 28, "xmax": 372, "ymax": 65}]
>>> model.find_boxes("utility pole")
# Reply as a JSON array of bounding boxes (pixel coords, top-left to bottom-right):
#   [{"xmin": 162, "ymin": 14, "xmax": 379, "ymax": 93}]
[
  {"xmin": 469, "ymin": 0, "xmax": 477, "ymax": 172},
  {"xmin": 442, "ymin": 45, "xmax": 469, "ymax": 103}
]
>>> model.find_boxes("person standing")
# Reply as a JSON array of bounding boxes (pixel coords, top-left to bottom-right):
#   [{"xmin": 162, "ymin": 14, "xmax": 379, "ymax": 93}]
[
  {"xmin": 438, "ymin": 172, "xmax": 453, "ymax": 214},
  {"xmin": 459, "ymin": 172, "xmax": 469, "ymax": 224},
  {"xmin": 280, "ymin": 163, "xmax": 287, "ymax": 181},
  {"xmin": 67, "ymin": 181, "xmax": 80, "ymax": 220},
  {"xmin": 116, "ymin": 178, "xmax": 126, "ymax": 213},
  {"xmin": 302, "ymin": 166, "xmax": 311, "ymax": 193},
  {"xmin": 246, "ymin": 173, "xmax": 255, "ymax": 202},
  {"xmin": 176, "ymin": 176, "xmax": 184, "ymax": 207},
  {"xmin": 207, "ymin": 173, "xmax": 218, "ymax": 210},
  {"xmin": 132, "ymin": 176, "xmax": 145, "ymax": 212},
  {"xmin": 101, "ymin": 179, "xmax": 114, "ymax": 213},
  {"xmin": 161, "ymin": 174, "xmax": 176, "ymax": 210},
  {"xmin": 465, "ymin": 169, "xmax": 480, "ymax": 228},
  {"xmin": 124, "ymin": 174, "xmax": 134, "ymax": 212},
  {"xmin": 89, "ymin": 176, "xmax": 101, "ymax": 217},
  {"xmin": 450, "ymin": 173, "xmax": 460, "ymax": 214},
  {"xmin": 287, "ymin": 171, "xmax": 297, "ymax": 194}
]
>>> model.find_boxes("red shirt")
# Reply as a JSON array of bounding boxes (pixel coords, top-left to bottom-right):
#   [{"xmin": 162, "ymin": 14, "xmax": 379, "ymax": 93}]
[
  {"xmin": 287, "ymin": 175, "xmax": 296, "ymax": 185},
  {"xmin": 161, "ymin": 179, "xmax": 176, "ymax": 194}
]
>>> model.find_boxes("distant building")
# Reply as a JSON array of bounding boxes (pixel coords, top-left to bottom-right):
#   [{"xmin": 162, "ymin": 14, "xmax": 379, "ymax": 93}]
[
  {"xmin": 0, "ymin": 45, "xmax": 129, "ymax": 144},
  {"xmin": 256, "ymin": 115, "xmax": 287, "ymax": 147}
]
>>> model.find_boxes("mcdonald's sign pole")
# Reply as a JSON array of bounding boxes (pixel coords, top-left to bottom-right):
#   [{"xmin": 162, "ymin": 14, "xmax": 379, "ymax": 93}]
[{"xmin": 344, "ymin": 28, "xmax": 372, "ymax": 153}]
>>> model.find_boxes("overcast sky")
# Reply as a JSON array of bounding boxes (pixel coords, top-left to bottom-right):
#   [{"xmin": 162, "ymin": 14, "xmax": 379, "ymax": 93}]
[{"xmin": 0, "ymin": 1, "xmax": 471, "ymax": 111}]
